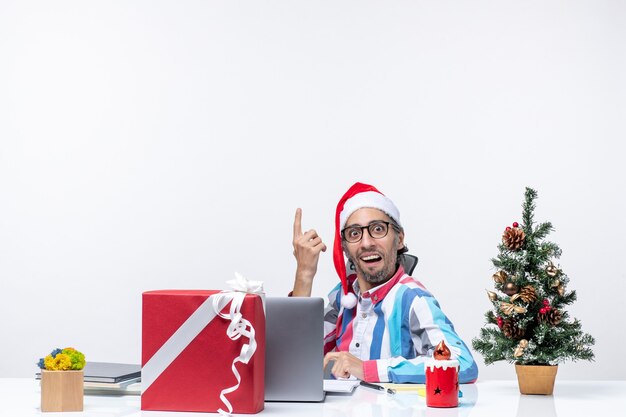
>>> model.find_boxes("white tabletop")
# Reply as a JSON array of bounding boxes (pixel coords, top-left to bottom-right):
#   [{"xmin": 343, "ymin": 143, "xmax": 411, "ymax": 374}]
[{"xmin": 1, "ymin": 378, "xmax": 624, "ymax": 417}]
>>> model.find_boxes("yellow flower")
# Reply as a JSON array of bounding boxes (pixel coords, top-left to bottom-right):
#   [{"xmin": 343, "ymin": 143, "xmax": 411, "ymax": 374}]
[
  {"xmin": 43, "ymin": 355, "xmax": 55, "ymax": 370},
  {"xmin": 49, "ymin": 353, "xmax": 72, "ymax": 370}
]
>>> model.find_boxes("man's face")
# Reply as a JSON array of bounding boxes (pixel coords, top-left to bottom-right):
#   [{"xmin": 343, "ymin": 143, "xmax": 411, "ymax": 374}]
[{"xmin": 343, "ymin": 208, "xmax": 405, "ymax": 287}]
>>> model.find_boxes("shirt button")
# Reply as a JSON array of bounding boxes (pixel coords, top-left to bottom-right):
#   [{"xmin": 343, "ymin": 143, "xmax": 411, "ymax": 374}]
[
  {"xmin": 373, "ymin": 295, "xmax": 378, "ymax": 301},
  {"xmin": 355, "ymin": 343, "xmax": 360, "ymax": 348},
  {"xmin": 361, "ymin": 313, "xmax": 367, "ymax": 318}
]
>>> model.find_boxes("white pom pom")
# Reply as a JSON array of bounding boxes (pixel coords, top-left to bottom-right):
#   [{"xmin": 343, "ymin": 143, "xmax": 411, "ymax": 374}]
[{"xmin": 341, "ymin": 292, "xmax": 357, "ymax": 309}]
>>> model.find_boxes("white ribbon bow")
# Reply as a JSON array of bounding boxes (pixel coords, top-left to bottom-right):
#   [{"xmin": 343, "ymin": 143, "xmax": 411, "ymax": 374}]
[
  {"xmin": 213, "ymin": 273, "xmax": 264, "ymax": 416},
  {"xmin": 226, "ymin": 272, "xmax": 264, "ymax": 294}
]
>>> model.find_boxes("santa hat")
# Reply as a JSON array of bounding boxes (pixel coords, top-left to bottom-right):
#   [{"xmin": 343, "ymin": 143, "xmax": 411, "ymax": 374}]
[{"xmin": 333, "ymin": 182, "xmax": 402, "ymax": 309}]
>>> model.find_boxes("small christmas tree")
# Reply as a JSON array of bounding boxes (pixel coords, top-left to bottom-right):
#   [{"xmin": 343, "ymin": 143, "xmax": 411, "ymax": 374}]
[{"xmin": 473, "ymin": 187, "xmax": 594, "ymax": 366}]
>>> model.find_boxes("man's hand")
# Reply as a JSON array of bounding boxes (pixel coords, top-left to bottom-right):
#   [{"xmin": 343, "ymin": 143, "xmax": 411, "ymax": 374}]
[
  {"xmin": 292, "ymin": 208, "xmax": 327, "ymax": 296},
  {"xmin": 323, "ymin": 351, "xmax": 364, "ymax": 380}
]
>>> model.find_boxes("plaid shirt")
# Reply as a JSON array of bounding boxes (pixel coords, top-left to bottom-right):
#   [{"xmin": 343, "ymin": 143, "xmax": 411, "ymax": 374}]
[{"xmin": 323, "ymin": 266, "xmax": 479, "ymax": 383}]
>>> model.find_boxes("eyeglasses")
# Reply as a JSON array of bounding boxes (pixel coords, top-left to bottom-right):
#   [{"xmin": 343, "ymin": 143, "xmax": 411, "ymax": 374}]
[{"xmin": 342, "ymin": 221, "xmax": 391, "ymax": 243}]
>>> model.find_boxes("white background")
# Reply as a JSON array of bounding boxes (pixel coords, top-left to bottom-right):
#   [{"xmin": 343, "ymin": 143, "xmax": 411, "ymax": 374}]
[{"xmin": 1, "ymin": 1, "xmax": 624, "ymax": 380}]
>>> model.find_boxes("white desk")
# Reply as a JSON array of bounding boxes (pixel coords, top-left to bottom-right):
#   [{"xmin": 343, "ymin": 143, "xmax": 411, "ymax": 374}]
[{"xmin": 1, "ymin": 379, "xmax": 624, "ymax": 417}]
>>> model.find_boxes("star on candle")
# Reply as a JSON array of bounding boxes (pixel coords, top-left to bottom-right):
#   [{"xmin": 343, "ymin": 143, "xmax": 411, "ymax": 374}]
[{"xmin": 434, "ymin": 386, "xmax": 442, "ymax": 395}]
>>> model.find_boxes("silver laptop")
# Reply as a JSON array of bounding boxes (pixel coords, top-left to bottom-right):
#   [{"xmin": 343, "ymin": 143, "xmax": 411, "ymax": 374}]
[{"xmin": 265, "ymin": 296, "xmax": 325, "ymax": 402}]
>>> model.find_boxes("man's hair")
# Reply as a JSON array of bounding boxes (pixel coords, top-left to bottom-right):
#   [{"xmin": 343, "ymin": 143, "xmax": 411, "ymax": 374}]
[{"xmin": 389, "ymin": 218, "xmax": 409, "ymax": 256}]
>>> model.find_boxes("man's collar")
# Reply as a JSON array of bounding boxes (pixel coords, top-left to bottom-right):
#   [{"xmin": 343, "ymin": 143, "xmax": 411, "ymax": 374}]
[{"xmin": 351, "ymin": 265, "xmax": 406, "ymax": 305}]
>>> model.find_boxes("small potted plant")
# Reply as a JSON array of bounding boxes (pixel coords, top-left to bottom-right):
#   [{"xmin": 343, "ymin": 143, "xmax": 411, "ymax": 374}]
[
  {"xmin": 472, "ymin": 188, "xmax": 594, "ymax": 395},
  {"xmin": 37, "ymin": 347, "xmax": 86, "ymax": 412}
]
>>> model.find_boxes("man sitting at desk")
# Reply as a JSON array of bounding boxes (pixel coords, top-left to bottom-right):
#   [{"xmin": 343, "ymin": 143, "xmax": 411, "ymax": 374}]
[{"xmin": 291, "ymin": 182, "xmax": 478, "ymax": 384}]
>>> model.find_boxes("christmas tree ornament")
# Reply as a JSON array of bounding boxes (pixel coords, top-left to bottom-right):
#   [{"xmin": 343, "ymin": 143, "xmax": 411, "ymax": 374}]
[
  {"xmin": 502, "ymin": 319, "xmax": 525, "ymax": 339},
  {"xmin": 517, "ymin": 286, "xmax": 538, "ymax": 304},
  {"xmin": 487, "ymin": 290, "xmax": 498, "ymax": 301},
  {"xmin": 538, "ymin": 308, "xmax": 562, "ymax": 325},
  {"xmin": 504, "ymin": 282, "xmax": 519, "ymax": 296},
  {"xmin": 500, "ymin": 301, "xmax": 527, "ymax": 315},
  {"xmin": 502, "ymin": 226, "xmax": 525, "ymax": 251},
  {"xmin": 551, "ymin": 280, "xmax": 565, "ymax": 297},
  {"xmin": 546, "ymin": 261, "xmax": 559, "ymax": 277},
  {"xmin": 513, "ymin": 339, "xmax": 529, "ymax": 358},
  {"xmin": 492, "ymin": 270, "xmax": 507, "ymax": 284},
  {"xmin": 497, "ymin": 316, "xmax": 503, "ymax": 328}
]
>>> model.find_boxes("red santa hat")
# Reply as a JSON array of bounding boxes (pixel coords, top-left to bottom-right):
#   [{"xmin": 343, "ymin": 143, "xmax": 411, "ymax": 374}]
[{"xmin": 333, "ymin": 182, "xmax": 402, "ymax": 309}]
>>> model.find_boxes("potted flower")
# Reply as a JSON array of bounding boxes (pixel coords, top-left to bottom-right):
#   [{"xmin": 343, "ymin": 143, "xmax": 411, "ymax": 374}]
[
  {"xmin": 472, "ymin": 188, "xmax": 594, "ymax": 395},
  {"xmin": 37, "ymin": 347, "xmax": 86, "ymax": 412}
]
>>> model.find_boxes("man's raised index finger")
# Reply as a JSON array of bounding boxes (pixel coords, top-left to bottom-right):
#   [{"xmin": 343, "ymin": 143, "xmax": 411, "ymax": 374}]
[{"xmin": 293, "ymin": 208, "xmax": 303, "ymax": 238}]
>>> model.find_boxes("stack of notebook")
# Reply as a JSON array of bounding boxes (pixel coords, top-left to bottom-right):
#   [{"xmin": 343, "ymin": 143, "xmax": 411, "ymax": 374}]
[
  {"xmin": 37, "ymin": 362, "xmax": 142, "ymax": 395},
  {"xmin": 82, "ymin": 362, "xmax": 141, "ymax": 395}
]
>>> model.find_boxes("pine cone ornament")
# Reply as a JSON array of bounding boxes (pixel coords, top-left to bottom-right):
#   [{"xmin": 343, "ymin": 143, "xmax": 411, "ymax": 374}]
[
  {"xmin": 538, "ymin": 308, "xmax": 562, "ymax": 325},
  {"xmin": 502, "ymin": 226, "xmax": 525, "ymax": 251},
  {"xmin": 502, "ymin": 318, "xmax": 525, "ymax": 339},
  {"xmin": 518, "ymin": 285, "xmax": 537, "ymax": 304}
]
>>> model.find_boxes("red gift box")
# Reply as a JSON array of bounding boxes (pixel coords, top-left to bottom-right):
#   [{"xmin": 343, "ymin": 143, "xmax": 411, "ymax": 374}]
[{"xmin": 141, "ymin": 290, "xmax": 265, "ymax": 414}]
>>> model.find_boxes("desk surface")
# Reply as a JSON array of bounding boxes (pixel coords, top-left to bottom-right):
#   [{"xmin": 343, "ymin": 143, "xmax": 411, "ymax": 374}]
[{"xmin": 1, "ymin": 378, "xmax": 623, "ymax": 417}]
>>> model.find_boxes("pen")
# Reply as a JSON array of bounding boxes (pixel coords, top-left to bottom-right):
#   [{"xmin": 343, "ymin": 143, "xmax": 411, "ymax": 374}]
[{"xmin": 359, "ymin": 381, "xmax": 396, "ymax": 395}]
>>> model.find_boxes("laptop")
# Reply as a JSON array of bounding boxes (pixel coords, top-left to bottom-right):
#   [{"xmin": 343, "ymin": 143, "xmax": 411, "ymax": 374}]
[{"xmin": 264, "ymin": 296, "xmax": 325, "ymax": 402}]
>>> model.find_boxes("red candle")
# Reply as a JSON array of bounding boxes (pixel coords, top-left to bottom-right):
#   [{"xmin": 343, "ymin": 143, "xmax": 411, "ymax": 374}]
[{"xmin": 426, "ymin": 341, "xmax": 459, "ymax": 408}]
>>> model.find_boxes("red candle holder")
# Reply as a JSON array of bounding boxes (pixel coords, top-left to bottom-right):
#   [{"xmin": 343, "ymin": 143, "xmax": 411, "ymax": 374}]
[{"xmin": 425, "ymin": 359, "xmax": 459, "ymax": 408}]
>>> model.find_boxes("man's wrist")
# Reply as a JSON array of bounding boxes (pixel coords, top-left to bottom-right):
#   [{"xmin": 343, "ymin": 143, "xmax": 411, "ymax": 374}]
[
  {"xmin": 293, "ymin": 267, "xmax": 316, "ymax": 294},
  {"xmin": 292, "ymin": 271, "xmax": 314, "ymax": 297}
]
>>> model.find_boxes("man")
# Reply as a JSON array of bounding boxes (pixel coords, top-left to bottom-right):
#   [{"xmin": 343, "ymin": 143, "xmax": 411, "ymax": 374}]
[{"xmin": 292, "ymin": 182, "xmax": 478, "ymax": 383}]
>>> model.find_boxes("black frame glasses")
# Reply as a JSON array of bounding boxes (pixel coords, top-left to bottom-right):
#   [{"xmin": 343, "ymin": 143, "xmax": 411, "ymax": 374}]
[{"xmin": 341, "ymin": 221, "xmax": 391, "ymax": 243}]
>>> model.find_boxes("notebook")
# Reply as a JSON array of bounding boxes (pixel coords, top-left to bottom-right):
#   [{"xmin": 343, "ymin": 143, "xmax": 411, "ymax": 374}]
[
  {"xmin": 323, "ymin": 379, "xmax": 360, "ymax": 393},
  {"xmin": 264, "ymin": 296, "xmax": 325, "ymax": 402},
  {"xmin": 80, "ymin": 362, "xmax": 141, "ymax": 383}
]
